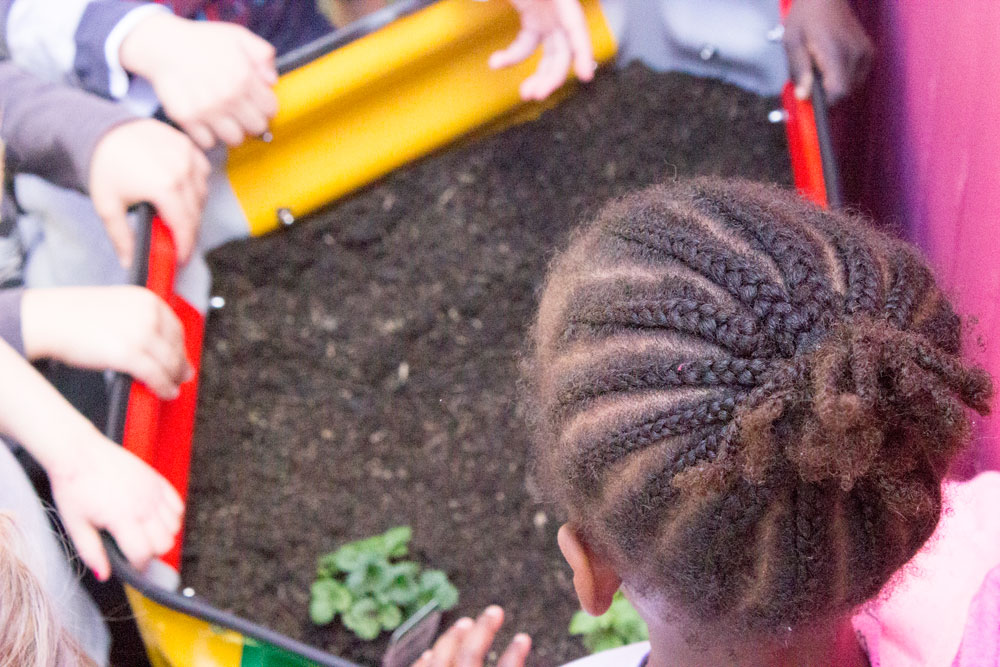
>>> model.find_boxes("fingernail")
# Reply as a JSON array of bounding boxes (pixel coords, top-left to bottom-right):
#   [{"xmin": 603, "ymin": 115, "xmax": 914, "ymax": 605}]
[
  {"xmin": 455, "ymin": 617, "xmax": 474, "ymax": 630},
  {"xmin": 485, "ymin": 605, "xmax": 503, "ymax": 619},
  {"xmin": 513, "ymin": 633, "xmax": 531, "ymax": 645},
  {"xmin": 795, "ymin": 85, "xmax": 809, "ymax": 100}
]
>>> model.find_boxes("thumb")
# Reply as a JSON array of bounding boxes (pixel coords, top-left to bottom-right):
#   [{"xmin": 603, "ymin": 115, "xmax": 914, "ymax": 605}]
[
  {"xmin": 64, "ymin": 515, "xmax": 111, "ymax": 582},
  {"xmin": 98, "ymin": 203, "xmax": 136, "ymax": 269},
  {"xmin": 785, "ymin": 36, "xmax": 814, "ymax": 100}
]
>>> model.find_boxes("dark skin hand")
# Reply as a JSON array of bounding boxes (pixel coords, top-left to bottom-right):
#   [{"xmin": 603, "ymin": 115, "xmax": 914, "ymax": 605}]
[
  {"xmin": 412, "ymin": 606, "xmax": 532, "ymax": 667},
  {"xmin": 784, "ymin": 0, "xmax": 874, "ymax": 104}
]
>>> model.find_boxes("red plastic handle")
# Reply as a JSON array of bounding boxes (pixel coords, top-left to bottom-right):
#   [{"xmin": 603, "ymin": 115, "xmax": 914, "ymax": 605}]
[{"xmin": 121, "ymin": 216, "xmax": 204, "ymax": 570}]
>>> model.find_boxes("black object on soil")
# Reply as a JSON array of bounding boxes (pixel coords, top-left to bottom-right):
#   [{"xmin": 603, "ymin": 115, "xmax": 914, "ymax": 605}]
[{"xmin": 182, "ymin": 64, "xmax": 791, "ymax": 666}]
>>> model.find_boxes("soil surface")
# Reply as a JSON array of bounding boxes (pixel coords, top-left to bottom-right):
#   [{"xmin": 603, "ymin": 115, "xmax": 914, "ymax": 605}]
[{"xmin": 182, "ymin": 65, "xmax": 791, "ymax": 666}]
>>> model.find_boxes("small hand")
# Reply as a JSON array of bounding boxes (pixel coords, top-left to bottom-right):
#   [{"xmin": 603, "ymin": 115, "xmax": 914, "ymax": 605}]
[
  {"xmin": 21, "ymin": 286, "xmax": 193, "ymax": 400},
  {"xmin": 49, "ymin": 432, "xmax": 184, "ymax": 581},
  {"xmin": 119, "ymin": 13, "xmax": 278, "ymax": 149},
  {"xmin": 490, "ymin": 0, "xmax": 595, "ymax": 101},
  {"xmin": 784, "ymin": 0, "xmax": 874, "ymax": 104},
  {"xmin": 412, "ymin": 606, "xmax": 531, "ymax": 667},
  {"xmin": 89, "ymin": 118, "xmax": 209, "ymax": 266}
]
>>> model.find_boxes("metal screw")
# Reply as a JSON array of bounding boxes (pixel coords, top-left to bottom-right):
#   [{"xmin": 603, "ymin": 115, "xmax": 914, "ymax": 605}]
[
  {"xmin": 277, "ymin": 207, "xmax": 295, "ymax": 227},
  {"xmin": 182, "ymin": 587, "xmax": 196, "ymax": 598},
  {"xmin": 260, "ymin": 131, "xmax": 274, "ymax": 143},
  {"xmin": 768, "ymin": 109, "xmax": 789, "ymax": 124},
  {"xmin": 699, "ymin": 44, "xmax": 718, "ymax": 61},
  {"xmin": 209, "ymin": 295, "xmax": 226, "ymax": 310},
  {"xmin": 766, "ymin": 25, "xmax": 785, "ymax": 42}
]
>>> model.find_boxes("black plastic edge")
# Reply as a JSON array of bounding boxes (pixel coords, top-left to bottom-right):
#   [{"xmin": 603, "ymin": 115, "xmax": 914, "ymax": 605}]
[
  {"xmin": 101, "ymin": 206, "xmax": 359, "ymax": 667},
  {"xmin": 810, "ymin": 70, "xmax": 843, "ymax": 208},
  {"xmin": 275, "ymin": 0, "xmax": 440, "ymax": 74}
]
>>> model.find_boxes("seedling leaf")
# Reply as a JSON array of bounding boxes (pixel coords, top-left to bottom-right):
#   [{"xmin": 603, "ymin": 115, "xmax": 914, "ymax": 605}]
[
  {"xmin": 378, "ymin": 604, "xmax": 404, "ymax": 631},
  {"xmin": 382, "ymin": 526, "xmax": 412, "ymax": 558},
  {"xmin": 343, "ymin": 598, "xmax": 381, "ymax": 640}
]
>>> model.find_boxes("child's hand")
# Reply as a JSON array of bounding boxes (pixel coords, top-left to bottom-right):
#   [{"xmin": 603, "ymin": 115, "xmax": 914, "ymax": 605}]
[
  {"xmin": 119, "ymin": 13, "xmax": 278, "ymax": 149},
  {"xmin": 21, "ymin": 286, "xmax": 193, "ymax": 400},
  {"xmin": 48, "ymin": 430, "xmax": 183, "ymax": 581},
  {"xmin": 784, "ymin": 0, "xmax": 873, "ymax": 104},
  {"xmin": 89, "ymin": 118, "xmax": 210, "ymax": 267},
  {"xmin": 412, "ymin": 606, "xmax": 531, "ymax": 667},
  {"xmin": 490, "ymin": 0, "xmax": 595, "ymax": 101}
]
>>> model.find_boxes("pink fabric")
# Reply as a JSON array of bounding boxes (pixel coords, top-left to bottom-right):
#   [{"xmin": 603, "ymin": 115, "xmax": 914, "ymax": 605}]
[
  {"xmin": 852, "ymin": 472, "xmax": 1000, "ymax": 666},
  {"xmin": 840, "ymin": 2, "xmax": 1000, "ymax": 470}
]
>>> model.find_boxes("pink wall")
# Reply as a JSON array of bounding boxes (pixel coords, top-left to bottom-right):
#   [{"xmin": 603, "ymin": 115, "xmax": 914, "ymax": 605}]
[{"xmin": 843, "ymin": 2, "xmax": 1000, "ymax": 470}]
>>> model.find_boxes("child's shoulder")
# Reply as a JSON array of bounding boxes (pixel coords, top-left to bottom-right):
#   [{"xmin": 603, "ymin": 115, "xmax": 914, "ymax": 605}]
[
  {"xmin": 561, "ymin": 642, "xmax": 651, "ymax": 667},
  {"xmin": 853, "ymin": 471, "xmax": 1000, "ymax": 666}
]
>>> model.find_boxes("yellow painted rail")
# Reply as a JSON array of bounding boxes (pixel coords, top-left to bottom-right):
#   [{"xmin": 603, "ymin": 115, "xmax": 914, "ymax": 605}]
[{"xmin": 227, "ymin": 0, "xmax": 617, "ymax": 236}]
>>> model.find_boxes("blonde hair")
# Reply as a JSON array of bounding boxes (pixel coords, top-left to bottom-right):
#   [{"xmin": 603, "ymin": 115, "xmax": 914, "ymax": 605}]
[{"xmin": 0, "ymin": 512, "xmax": 96, "ymax": 667}]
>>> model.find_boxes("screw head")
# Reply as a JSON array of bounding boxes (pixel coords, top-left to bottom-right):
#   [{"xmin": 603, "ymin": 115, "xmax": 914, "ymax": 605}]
[
  {"xmin": 768, "ymin": 109, "xmax": 789, "ymax": 124},
  {"xmin": 699, "ymin": 44, "xmax": 718, "ymax": 61},
  {"xmin": 277, "ymin": 207, "xmax": 295, "ymax": 227},
  {"xmin": 209, "ymin": 295, "xmax": 226, "ymax": 310},
  {"xmin": 182, "ymin": 587, "xmax": 196, "ymax": 598}
]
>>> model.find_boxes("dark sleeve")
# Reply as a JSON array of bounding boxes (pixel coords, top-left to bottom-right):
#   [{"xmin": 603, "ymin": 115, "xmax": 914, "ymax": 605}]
[
  {"xmin": 73, "ymin": 0, "xmax": 149, "ymax": 98},
  {"xmin": 0, "ymin": 61, "xmax": 137, "ymax": 192},
  {"xmin": 0, "ymin": 288, "xmax": 24, "ymax": 356}
]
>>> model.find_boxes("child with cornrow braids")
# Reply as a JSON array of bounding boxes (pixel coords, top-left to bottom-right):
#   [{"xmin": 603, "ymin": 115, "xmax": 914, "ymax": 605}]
[{"xmin": 414, "ymin": 179, "xmax": 999, "ymax": 667}]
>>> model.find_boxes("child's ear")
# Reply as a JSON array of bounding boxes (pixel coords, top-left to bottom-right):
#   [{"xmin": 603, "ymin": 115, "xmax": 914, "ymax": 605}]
[{"xmin": 557, "ymin": 524, "xmax": 621, "ymax": 616}]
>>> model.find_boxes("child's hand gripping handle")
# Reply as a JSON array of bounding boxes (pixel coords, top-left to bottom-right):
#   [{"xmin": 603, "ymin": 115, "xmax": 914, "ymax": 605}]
[{"xmin": 106, "ymin": 204, "xmax": 179, "ymax": 463}]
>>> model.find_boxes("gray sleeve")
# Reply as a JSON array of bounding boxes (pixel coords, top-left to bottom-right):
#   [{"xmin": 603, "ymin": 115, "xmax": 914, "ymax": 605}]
[
  {"xmin": 0, "ymin": 0, "xmax": 159, "ymax": 99},
  {"xmin": 0, "ymin": 288, "xmax": 24, "ymax": 356},
  {"xmin": 0, "ymin": 61, "xmax": 137, "ymax": 192}
]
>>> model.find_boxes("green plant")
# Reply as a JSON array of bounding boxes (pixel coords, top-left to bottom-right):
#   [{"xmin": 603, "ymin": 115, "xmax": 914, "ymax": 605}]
[
  {"xmin": 309, "ymin": 526, "xmax": 459, "ymax": 640},
  {"xmin": 568, "ymin": 592, "xmax": 649, "ymax": 654}
]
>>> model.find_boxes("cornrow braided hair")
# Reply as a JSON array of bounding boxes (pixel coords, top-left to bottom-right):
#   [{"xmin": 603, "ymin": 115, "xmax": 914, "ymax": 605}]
[{"xmin": 524, "ymin": 178, "xmax": 993, "ymax": 637}]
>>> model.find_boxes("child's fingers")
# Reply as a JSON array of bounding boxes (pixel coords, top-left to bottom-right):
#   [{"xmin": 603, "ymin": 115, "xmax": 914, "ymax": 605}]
[
  {"xmin": 128, "ymin": 351, "xmax": 181, "ymax": 400},
  {"xmin": 209, "ymin": 115, "xmax": 247, "ymax": 148},
  {"xmin": 554, "ymin": 0, "xmax": 594, "ymax": 81},
  {"xmin": 496, "ymin": 634, "xmax": 531, "ymax": 667},
  {"xmin": 64, "ymin": 514, "xmax": 110, "ymax": 582},
  {"xmin": 141, "ymin": 514, "xmax": 175, "ymax": 557},
  {"xmin": 152, "ymin": 191, "xmax": 199, "ymax": 266},
  {"xmin": 157, "ymin": 496, "xmax": 182, "ymax": 537},
  {"xmin": 427, "ymin": 617, "xmax": 474, "ymax": 666},
  {"xmin": 232, "ymin": 97, "xmax": 271, "ymax": 138},
  {"xmin": 109, "ymin": 521, "xmax": 153, "ymax": 573},
  {"xmin": 99, "ymin": 205, "xmax": 136, "ymax": 269},
  {"xmin": 456, "ymin": 606, "xmax": 504, "ymax": 667},
  {"xmin": 185, "ymin": 121, "xmax": 217, "ymax": 151},
  {"xmin": 249, "ymin": 81, "xmax": 279, "ymax": 122},
  {"xmin": 785, "ymin": 36, "xmax": 815, "ymax": 100},
  {"xmin": 520, "ymin": 33, "xmax": 570, "ymax": 100},
  {"xmin": 160, "ymin": 478, "xmax": 184, "ymax": 516},
  {"xmin": 489, "ymin": 30, "xmax": 541, "ymax": 70}
]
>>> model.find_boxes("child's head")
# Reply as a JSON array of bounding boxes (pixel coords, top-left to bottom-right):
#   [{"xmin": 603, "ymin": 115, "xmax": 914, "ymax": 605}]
[
  {"xmin": 0, "ymin": 512, "xmax": 96, "ymax": 666},
  {"xmin": 525, "ymin": 178, "xmax": 993, "ymax": 639}
]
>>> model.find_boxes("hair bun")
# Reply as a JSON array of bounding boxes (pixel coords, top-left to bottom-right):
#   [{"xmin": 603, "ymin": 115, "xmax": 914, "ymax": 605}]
[{"xmin": 736, "ymin": 315, "xmax": 993, "ymax": 491}]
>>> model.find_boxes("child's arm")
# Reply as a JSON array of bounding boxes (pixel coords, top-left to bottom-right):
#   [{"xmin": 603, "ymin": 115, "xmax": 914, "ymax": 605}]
[
  {"xmin": 1, "ymin": 0, "xmax": 277, "ymax": 149},
  {"xmin": 490, "ymin": 0, "xmax": 595, "ymax": 101},
  {"xmin": 0, "ymin": 62, "xmax": 210, "ymax": 265},
  {"xmin": 19, "ymin": 286, "xmax": 193, "ymax": 400},
  {"xmin": 0, "ymin": 336, "xmax": 182, "ymax": 580}
]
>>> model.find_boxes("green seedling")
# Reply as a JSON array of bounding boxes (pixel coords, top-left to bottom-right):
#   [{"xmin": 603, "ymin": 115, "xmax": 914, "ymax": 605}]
[
  {"xmin": 310, "ymin": 526, "xmax": 459, "ymax": 641},
  {"xmin": 568, "ymin": 592, "xmax": 649, "ymax": 654}
]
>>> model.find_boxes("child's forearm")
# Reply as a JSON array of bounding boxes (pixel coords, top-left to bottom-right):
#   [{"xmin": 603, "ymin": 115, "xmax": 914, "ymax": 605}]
[
  {"xmin": 0, "ymin": 61, "xmax": 136, "ymax": 193},
  {"xmin": 0, "ymin": 338, "xmax": 104, "ymax": 482}
]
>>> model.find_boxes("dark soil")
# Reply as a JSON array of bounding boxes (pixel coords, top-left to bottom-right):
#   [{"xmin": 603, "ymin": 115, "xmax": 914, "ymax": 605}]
[{"xmin": 182, "ymin": 64, "xmax": 791, "ymax": 666}]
